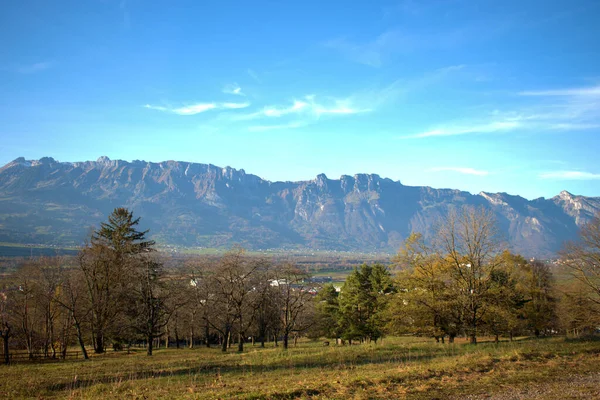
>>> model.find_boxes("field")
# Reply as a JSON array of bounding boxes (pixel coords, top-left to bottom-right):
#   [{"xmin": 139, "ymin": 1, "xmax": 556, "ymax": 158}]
[{"xmin": 1, "ymin": 336, "xmax": 600, "ymax": 399}]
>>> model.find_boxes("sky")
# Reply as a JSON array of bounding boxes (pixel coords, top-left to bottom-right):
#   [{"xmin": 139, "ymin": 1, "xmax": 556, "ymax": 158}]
[{"xmin": 1, "ymin": 0, "xmax": 600, "ymax": 200}]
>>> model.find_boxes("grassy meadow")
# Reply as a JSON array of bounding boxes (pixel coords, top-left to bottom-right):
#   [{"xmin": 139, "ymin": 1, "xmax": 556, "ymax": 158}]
[{"xmin": 1, "ymin": 336, "xmax": 600, "ymax": 399}]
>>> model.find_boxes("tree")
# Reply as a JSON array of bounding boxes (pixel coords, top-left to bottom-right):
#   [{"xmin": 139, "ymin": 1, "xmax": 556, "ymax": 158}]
[
  {"xmin": 561, "ymin": 214, "xmax": 600, "ymax": 309},
  {"xmin": 271, "ymin": 263, "xmax": 314, "ymax": 349},
  {"xmin": 0, "ymin": 291, "xmax": 12, "ymax": 364},
  {"xmin": 207, "ymin": 249, "xmax": 263, "ymax": 352},
  {"xmin": 92, "ymin": 207, "xmax": 155, "ymax": 254},
  {"xmin": 391, "ymin": 233, "xmax": 461, "ymax": 342},
  {"xmin": 55, "ymin": 268, "xmax": 90, "ymax": 359},
  {"xmin": 252, "ymin": 265, "xmax": 279, "ymax": 348},
  {"xmin": 312, "ymin": 284, "xmax": 342, "ymax": 342},
  {"xmin": 437, "ymin": 206, "xmax": 503, "ymax": 344},
  {"xmin": 126, "ymin": 256, "xmax": 175, "ymax": 356},
  {"xmin": 521, "ymin": 260, "xmax": 557, "ymax": 337},
  {"xmin": 338, "ymin": 263, "xmax": 393, "ymax": 343},
  {"xmin": 79, "ymin": 207, "xmax": 155, "ymax": 353}
]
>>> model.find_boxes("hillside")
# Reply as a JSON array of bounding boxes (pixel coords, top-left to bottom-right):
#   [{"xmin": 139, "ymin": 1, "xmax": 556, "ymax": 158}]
[{"xmin": 1, "ymin": 156, "xmax": 598, "ymax": 257}]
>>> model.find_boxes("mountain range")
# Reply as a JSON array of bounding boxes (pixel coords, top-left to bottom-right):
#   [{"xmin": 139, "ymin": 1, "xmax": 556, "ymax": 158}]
[{"xmin": 1, "ymin": 156, "xmax": 599, "ymax": 258}]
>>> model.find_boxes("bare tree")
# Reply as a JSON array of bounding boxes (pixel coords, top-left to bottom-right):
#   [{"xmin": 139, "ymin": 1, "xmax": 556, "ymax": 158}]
[
  {"xmin": 437, "ymin": 206, "xmax": 503, "ymax": 344},
  {"xmin": 207, "ymin": 249, "xmax": 264, "ymax": 352},
  {"xmin": 55, "ymin": 268, "xmax": 90, "ymax": 359},
  {"xmin": 561, "ymin": 214, "xmax": 600, "ymax": 308},
  {"xmin": 272, "ymin": 263, "xmax": 314, "ymax": 349},
  {"xmin": 127, "ymin": 256, "xmax": 178, "ymax": 356},
  {"xmin": 0, "ymin": 291, "xmax": 12, "ymax": 364}
]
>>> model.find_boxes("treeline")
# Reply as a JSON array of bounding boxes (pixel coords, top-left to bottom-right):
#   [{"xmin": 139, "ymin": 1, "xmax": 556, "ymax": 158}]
[
  {"xmin": 311, "ymin": 207, "xmax": 600, "ymax": 344},
  {"xmin": 0, "ymin": 208, "xmax": 314, "ymax": 363},
  {"xmin": 1, "ymin": 206, "xmax": 600, "ymax": 364}
]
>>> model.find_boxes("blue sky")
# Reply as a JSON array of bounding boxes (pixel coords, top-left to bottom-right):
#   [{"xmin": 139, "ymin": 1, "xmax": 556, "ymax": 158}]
[{"xmin": 1, "ymin": 0, "xmax": 599, "ymax": 199}]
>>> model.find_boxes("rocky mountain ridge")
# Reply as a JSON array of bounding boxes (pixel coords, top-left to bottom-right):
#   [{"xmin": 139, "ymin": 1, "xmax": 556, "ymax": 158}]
[{"xmin": 1, "ymin": 156, "xmax": 598, "ymax": 257}]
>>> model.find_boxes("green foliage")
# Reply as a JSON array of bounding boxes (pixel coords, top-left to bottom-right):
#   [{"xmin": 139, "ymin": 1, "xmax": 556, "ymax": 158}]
[
  {"xmin": 92, "ymin": 207, "xmax": 155, "ymax": 254},
  {"xmin": 311, "ymin": 284, "xmax": 340, "ymax": 340},
  {"xmin": 337, "ymin": 263, "xmax": 394, "ymax": 342}
]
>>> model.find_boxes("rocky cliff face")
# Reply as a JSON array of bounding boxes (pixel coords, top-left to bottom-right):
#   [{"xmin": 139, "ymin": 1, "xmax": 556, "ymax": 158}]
[{"xmin": 1, "ymin": 157, "xmax": 598, "ymax": 257}]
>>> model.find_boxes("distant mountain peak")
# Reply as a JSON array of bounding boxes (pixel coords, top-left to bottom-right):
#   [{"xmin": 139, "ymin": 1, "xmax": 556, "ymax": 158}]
[
  {"xmin": 1, "ymin": 156, "xmax": 598, "ymax": 257},
  {"xmin": 97, "ymin": 156, "xmax": 111, "ymax": 163},
  {"xmin": 559, "ymin": 190, "xmax": 574, "ymax": 199}
]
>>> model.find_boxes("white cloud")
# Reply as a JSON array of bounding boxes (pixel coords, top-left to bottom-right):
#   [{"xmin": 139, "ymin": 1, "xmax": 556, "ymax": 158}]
[
  {"xmin": 519, "ymin": 85, "xmax": 600, "ymax": 97},
  {"xmin": 229, "ymin": 95, "xmax": 369, "ymax": 126},
  {"xmin": 222, "ymin": 102, "xmax": 250, "ymax": 109},
  {"xmin": 429, "ymin": 167, "xmax": 489, "ymax": 176},
  {"xmin": 144, "ymin": 101, "xmax": 250, "ymax": 115},
  {"xmin": 407, "ymin": 84, "xmax": 600, "ymax": 139},
  {"xmin": 406, "ymin": 121, "xmax": 520, "ymax": 139},
  {"xmin": 315, "ymin": 100, "xmax": 371, "ymax": 115},
  {"xmin": 222, "ymin": 83, "xmax": 245, "ymax": 96},
  {"xmin": 539, "ymin": 171, "xmax": 600, "ymax": 180},
  {"xmin": 263, "ymin": 100, "xmax": 309, "ymax": 117},
  {"xmin": 248, "ymin": 121, "xmax": 306, "ymax": 132},
  {"xmin": 172, "ymin": 103, "xmax": 217, "ymax": 115},
  {"xmin": 143, "ymin": 104, "xmax": 169, "ymax": 112}
]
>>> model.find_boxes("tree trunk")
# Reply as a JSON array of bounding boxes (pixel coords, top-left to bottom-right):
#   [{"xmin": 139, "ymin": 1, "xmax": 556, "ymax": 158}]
[
  {"xmin": 94, "ymin": 333, "xmax": 104, "ymax": 354},
  {"xmin": 294, "ymin": 334, "xmax": 298, "ymax": 347},
  {"xmin": 1, "ymin": 326, "xmax": 10, "ymax": 365},
  {"xmin": 205, "ymin": 319, "xmax": 210, "ymax": 348},
  {"xmin": 189, "ymin": 325, "xmax": 194, "ymax": 349},
  {"xmin": 147, "ymin": 334, "xmax": 153, "ymax": 356},
  {"xmin": 221, "ymin": 329, "xmax": 230, "ymax": 352},
  {"xmin": 449, "ymin": 335, "xmax": 455, "ymax": 343},
  {"xmin": 274, "ymin": 334, "xmax": 278, "ymax": 347},
  {"xmin": 469, "ymin": 334, "xmax": 477, "ymax": 344},
  {"xmin": 237, "ymin": 332, "xmax": 244, "ymax": 352},
  {"xmin": 73, "ymin": 318, "xmax": 89, "ymax": 360},
  {"xmin": 283, "ymin": 333, "xmax": 289, "ymax": 349},
  {"xmin": 495, "ymin": 334, "xmax": 499, "ymax": 343}
]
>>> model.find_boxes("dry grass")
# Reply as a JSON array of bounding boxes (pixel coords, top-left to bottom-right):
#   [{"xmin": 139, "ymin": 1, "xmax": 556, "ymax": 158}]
[{"xmin": 1, "ymin": 336, "xmax": 599, "ymax": 399}]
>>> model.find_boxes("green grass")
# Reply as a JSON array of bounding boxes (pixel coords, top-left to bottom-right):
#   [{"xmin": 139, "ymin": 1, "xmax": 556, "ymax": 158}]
[{"xmin": 1, "ymin": 336, "xmax": 600, "ymax": 399}]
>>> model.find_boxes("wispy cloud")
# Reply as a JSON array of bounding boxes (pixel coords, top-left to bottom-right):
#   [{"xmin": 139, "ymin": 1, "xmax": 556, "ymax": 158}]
[
  {"xmin": 539, "ymin": 170, "xmax": 600, "ymax": 180},
  {"xmin": 323, "ymin": 24, "xmax": 478, "ymax": 68},
  {"xmin": 429, "ymin": 167, "xmax": 489, "ymax": 176},
  {"xmin": 519, "ymin": 85, "xmax": 600, "ymax": 97},
  {"xmin": 247, "ymin": 69, "xmax": 261, "ymax": 83},
  {"xmin": 324, "ymin": 31, "xmax": 407, "ymax": 67},
  {"xmin": 144, "ymin": 102, "xmax": 249, "ymax": 115},
  {"xmin": 248, "ymin": 121, "xmax": 306, "ymax": 132},
  {"xmin": 263, "ymin": 100, "xmax": 309, "ymax": 117},
  {"xmin": 16, "ymin": 61, "xmax": 54, "ymax": 74},
  {"xmin": 222, "ymin": 102, "xmax": 250, "ymax": 109},
  {"xmin": 143, "ymin": 104, "xmax": 169, "ymax": 112},
  {"xmin": 222, "ymin": 83, "xmax": 245, "ymax": 96},
  {"xmin": 172, "ymin": 103, "xmax": 217, "ymax": 115},
  {"xmin": 405, "ymin": 121, "xmax": 520, "ymax": 138},
  {"xmin": 232, "ymin": 95, "xmax": 370, "ymax": 122},
  {"xmin": 407, "ymin": 84, "xmax": 600, "ymax": 139}
]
